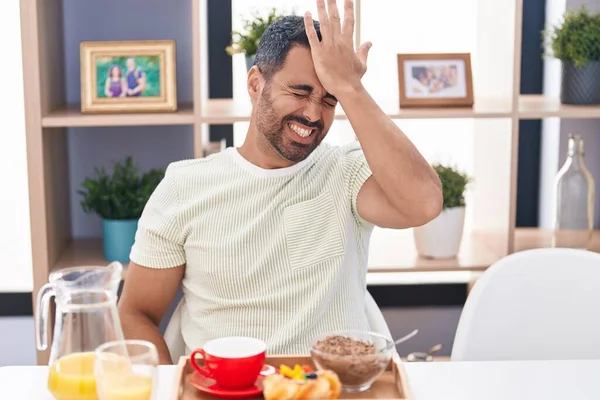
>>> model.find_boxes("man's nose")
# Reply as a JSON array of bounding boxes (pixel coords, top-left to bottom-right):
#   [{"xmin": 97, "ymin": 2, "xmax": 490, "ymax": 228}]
[{"xmin": 302, "ymin": 97, "xmax": 323, "ymax": 124}]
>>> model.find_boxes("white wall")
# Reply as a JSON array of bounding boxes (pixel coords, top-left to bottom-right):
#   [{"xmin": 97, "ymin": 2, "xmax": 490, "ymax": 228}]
[
  {"xmin": 0, "ymin": 0, "xmax": 33, "ymax": 293},
  {"xmin": 539, "ymin": 0, "xmax": 600, "ymax": 229}
]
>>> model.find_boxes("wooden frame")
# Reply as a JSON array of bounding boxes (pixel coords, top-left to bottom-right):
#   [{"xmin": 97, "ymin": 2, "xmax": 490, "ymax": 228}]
[
  {"xmin": 397, "ymin": 53, "xmax": 474, "ymax": 108},
  {"xmin": 80, "ymin": 40, "xmax": 177, "ymax": 113}
]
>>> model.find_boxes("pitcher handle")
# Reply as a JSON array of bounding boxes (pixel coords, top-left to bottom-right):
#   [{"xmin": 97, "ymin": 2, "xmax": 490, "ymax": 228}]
[{"xmin": 35, "ymin": 283, "xmax": 55, "ymax": 351}]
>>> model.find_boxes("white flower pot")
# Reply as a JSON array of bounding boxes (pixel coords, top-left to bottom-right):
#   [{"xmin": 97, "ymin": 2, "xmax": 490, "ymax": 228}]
[{"xmin": 413, "ymin": 206, "xmax": 466, "ymax": 259}]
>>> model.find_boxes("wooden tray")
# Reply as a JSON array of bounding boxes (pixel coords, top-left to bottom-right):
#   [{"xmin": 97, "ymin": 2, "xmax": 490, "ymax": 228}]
[{"xmin": 171, "ymin": 353, "xmax": 413, "ymax": 399}]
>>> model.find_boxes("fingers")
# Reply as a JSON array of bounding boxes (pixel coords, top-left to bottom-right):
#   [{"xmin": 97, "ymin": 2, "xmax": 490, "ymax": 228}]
[
  {"xmin": 342, "ymin": 0, "xmax": 355, "ymax": 42},
  {"xmin": 356, "ymin": 41, "xmax": 372, "ymax": 65},
  {"xmin": 316, "ymin": 0, "xmax": 331, "ymax": 41},
  {"xmin": 304, "ymin": 12, "xmax": 321, "ymax": 48},
  {"xmin": 327, "ymin": 0, "xmax": 342, "ymax": 36}
]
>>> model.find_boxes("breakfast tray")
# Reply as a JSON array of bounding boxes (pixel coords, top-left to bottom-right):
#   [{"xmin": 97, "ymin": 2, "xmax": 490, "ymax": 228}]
[{"xmin": 171, "ymin": 353, "xmax": 413, "ymax": 399}]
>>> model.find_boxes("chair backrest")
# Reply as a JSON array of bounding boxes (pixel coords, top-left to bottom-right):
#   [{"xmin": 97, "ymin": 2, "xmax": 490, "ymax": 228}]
[
  {"xmin": 451, "ymin": 247, "xmax": 600, "ymax": 361},
  {"xmin": 163, "ymin": 299, "xmax": 185, "ymax": 363},
  {"xmin": 164, "ymin": 291, "xmax": 392, "ymax": 362}
]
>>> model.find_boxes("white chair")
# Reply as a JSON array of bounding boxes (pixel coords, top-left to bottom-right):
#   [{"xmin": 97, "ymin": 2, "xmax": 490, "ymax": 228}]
[
  {"xmin": 164, "ymin": 291, "xmax": 392, "ymax": 362},
  {"xmin": 451, "ymin": 247, "xmax": 600, "ymax": 361}
]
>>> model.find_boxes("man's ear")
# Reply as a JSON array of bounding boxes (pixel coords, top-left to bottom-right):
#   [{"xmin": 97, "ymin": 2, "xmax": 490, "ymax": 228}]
[{"xmin": 247, "ymin": 66, "xmax": 263, "ymax": 102}]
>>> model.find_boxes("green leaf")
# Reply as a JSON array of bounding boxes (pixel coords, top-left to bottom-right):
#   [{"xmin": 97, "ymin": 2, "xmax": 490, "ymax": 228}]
[
  {"xmin": 225, "ymin": 7, "xmax": 290, "ymax": 56},
  {"xmin": 432, "ymin": 164, "xmax": 472, "ymax": 210},
  {"xmin": 542, "ymin": 6, "xmax": 600, "ymax": 67},
  {"xmin": 78, "ymin": 156, "xmax": 165, "ymax": 220}
]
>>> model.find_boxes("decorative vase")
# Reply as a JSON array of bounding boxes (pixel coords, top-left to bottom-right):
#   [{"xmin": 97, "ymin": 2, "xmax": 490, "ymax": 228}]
[
  {"xmin": 102, "ymin": 219, "xmax": 138, "ymax": 263},
  {"xmin": 552, "ymin": 134, "xmax": 595, "ymax": 249},
  {"xmin": 413, "ymin": 207, "xmax": 465, "ymax": 259},
  {"xmin": 560, "ymin": 61, "xmax": 600, "ymax": 105},
  {"xmin": 245, "ymin": 54, "xmax": 256, "ymax": 72}
]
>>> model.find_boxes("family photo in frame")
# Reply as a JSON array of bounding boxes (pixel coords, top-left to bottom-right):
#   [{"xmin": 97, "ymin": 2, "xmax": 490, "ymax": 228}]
[
  {"xmin": 80, "ymin": 40, "xmax": 177, "ymax": 113},
  {"xmin": 397, "ymin": 53, "xmax": 474, "ymax": 108}
]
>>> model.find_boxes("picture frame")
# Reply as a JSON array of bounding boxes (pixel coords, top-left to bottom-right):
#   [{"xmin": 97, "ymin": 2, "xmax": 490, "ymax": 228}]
[
  {"xmin": 397, "ymin": 53, "xmax": 474, "ymax": 108},
  {"xmin": 80, "ymin": 40, "xmax": 177, "ymax": 113}
]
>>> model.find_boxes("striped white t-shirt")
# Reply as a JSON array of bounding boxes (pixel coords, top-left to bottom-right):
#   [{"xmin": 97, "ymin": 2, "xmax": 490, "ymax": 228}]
[{"xmin": 130, "ymin": 141, "xmax": 375, "ymax": 355}]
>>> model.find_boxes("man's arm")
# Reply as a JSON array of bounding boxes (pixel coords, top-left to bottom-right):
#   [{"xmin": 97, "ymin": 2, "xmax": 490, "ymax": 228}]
[
  {"xmin": 118, "ymin": 262, "xmax": 184, "ymax": 364},
  {"xmin": 120, "ymin": 162, "xmax": 186, "ymax": 364},
  {"xmin": 342, "ymin": 89, "xmax": 442, "ymax": 228},
  {"xmin": 304, "ymin": 0, "xmax": 442, "ymax": 228}
]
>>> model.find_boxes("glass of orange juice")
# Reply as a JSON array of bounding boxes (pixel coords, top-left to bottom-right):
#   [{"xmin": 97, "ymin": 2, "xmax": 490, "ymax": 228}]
[{"xmin": 94, "ymin": 340, "xmax": 158, "ymax": 400}]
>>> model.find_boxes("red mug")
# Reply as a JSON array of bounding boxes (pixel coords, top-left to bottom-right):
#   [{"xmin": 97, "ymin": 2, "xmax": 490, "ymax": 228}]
[{"xmin": 190, "ymin": 337, "xmax": 273, "ymax": 389}]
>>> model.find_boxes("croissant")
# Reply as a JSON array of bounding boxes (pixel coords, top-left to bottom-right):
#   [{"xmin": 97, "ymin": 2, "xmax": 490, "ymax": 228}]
[{"xmin": 263, "ymin": 370, "xmax": 342, "ymax": 400}]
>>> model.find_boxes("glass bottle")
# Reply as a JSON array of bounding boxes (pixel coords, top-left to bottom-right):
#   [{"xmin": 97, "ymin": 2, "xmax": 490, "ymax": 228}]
[{"xmin": 552, "ymin": 134, "xmax": 595, "ymax": 249}]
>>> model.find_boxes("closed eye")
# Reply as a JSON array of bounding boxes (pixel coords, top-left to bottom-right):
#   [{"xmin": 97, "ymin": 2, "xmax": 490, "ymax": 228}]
[{"xmin": 290, "ymin": 90, "xmax": 336, "ymax": 108}]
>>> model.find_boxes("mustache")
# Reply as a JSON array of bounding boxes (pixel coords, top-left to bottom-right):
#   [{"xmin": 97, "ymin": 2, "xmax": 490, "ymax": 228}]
[{"xmin": 284, "ymin": 115, "xmax": 323, "ymax": 131}]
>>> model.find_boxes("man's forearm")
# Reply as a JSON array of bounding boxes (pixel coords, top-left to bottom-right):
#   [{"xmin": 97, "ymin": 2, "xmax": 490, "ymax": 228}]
[
  {"xmin": 339, "ymin": 85, "xmax": 442, "ymax": 211},
  {"xmin": 120, "ymin": 309, "xmax": 174, "ymax": 365}
]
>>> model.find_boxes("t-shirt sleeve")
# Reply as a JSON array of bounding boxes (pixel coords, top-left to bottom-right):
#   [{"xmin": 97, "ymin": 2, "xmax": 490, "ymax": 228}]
[
  {"xmin": 342, "ymin": 141, "xmax": 373, "ymax": 225},
  {"xmin": 129, "ymin": 165, "xmax": 186, "ymax": 268}
]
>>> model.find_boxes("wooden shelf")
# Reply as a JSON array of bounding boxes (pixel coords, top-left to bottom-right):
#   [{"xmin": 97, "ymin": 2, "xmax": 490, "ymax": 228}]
[
  {"xmin": 203, "ymin": 95, "xmax": 600, "ymax": 123},
  {"xmin": 367, "ymin": 228, "xmax": 508, "ymax": 273},
  {"xmin": 518, "ymin": 95, "xmax": 600, "ymax": 119},
  {"xmin": 514, "ymin": 227, "xmax": 600, "ymax": 253},
  {"xmin": 50, "ymin": 229, "xmax": 600, "ymax": 287},
  {"xmin": 42, "ymin": 103, "xmax": 194, "ymax": 128},
  {"xmin": 53, "ymin": 239, "xmax": 128, "ymax": 277},
  {"xmin": 43, "ymin": 95, "xmax": 600, "ymax": 127},
  {"xmin": 201, "ymin": 97, "xmax": 513, "ymax": 124},
  {"xmin": 52, "ymin": 229, "xmax": 508, "ymax": 278}
]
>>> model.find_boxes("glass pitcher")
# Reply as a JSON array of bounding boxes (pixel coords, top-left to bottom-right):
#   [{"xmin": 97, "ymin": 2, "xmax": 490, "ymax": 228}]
[{"xmin": 35, "ymin": 262, "xmax": 125, "ymax": 400}]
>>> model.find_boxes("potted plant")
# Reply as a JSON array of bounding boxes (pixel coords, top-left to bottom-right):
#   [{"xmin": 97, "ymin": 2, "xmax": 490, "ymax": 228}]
[
  {"xmin": 543, "ymin": 7, "xmax": 600, "ymax": 104},
  {"xmin": 78, "ymin": 157, "xmax": 164, "ymax": 263},
  {"xmin": 413, "ymin": 164, "xmax": 472, "ymax": 259},
  {"xmin": 226, "ymin": 8, "xmax": 287, "ymax": 72}
]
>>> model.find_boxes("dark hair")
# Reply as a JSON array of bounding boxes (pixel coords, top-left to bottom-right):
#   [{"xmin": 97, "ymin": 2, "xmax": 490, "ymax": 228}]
[
  {"xmin": 254, "ymin": 15, "xmax": 322, "ymax": 80},
  {"xmin": 412, "ymin": 66, "xmax": 427, "ymax": 80},
  {"xmin": 109, "ymin": 65, "xmax": 122, "ymax": 78}
]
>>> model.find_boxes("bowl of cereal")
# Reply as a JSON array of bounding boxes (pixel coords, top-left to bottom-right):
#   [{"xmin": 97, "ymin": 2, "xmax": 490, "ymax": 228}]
[{"xmin": 310, "ymin": 330, "xmax": 394, "ymax": 393}]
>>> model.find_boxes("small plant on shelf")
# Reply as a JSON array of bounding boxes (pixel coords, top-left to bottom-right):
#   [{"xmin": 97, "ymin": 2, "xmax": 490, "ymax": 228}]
[
  {"xmin": 414, "ymin": 163, "xmax": 472, "ymax": 260},
  {"xmin": 226, "ymin": 7, "xmax": 288, "ymax": 71},
  {"xmin": 543, "ymin": 6, "xmax": 600, "ymax": 104},
  {"xmin": 79, "ymin": 157, "xmax": 164, "ymax": 263},
  {"xmin": 434, "ymin": 164, "xmax": 472, "ymax": 210}
]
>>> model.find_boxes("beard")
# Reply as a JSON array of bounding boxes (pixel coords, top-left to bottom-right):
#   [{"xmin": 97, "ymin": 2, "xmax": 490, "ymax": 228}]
[{"xmin": 256, "ymin": 86, "xmax": 325, "ymax": 163}]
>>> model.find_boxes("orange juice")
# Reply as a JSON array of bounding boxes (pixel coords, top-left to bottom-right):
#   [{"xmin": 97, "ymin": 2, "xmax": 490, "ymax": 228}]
[
  {"xmin": 47, "ymin": 352, "xmax": 98, "ymax": 400},
  {"xmin": 97, "ymin": 374, "xmax": 153, "ymax": 400}
]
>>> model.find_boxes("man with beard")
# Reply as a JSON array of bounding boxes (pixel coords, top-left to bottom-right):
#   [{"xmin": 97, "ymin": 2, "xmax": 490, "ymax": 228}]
[{"xmin": 118, "ymin": 0, "xmax": 442, "ymax": 364}]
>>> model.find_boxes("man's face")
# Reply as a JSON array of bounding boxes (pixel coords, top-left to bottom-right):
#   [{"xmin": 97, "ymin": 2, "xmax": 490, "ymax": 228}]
[
  {"xmin": 253, "ymin": 46, "xmax": 337, "ymax": 163},
  {"xmin": 127, "ymin": 59, "xmax": 136, "ymax": 71}
]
